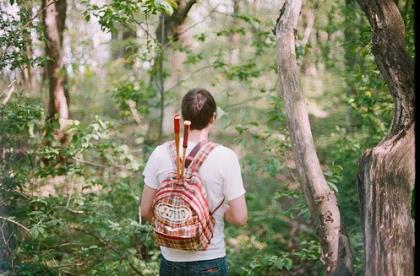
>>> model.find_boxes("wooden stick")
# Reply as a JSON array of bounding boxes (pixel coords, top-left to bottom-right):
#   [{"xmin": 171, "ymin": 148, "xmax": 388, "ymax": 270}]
[
  {"xmin": 174, "ymin": 114, "xmax": 181, "ymax": 179},
  {"xmin": 180, "ymin": 120, "xmax": 191, "ymax": 179}
]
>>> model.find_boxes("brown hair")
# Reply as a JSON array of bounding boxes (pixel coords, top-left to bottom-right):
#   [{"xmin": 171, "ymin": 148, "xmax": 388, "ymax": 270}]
[{"xmin": 181, "ymin": 88, "xmax": 216, "ymax": 130}]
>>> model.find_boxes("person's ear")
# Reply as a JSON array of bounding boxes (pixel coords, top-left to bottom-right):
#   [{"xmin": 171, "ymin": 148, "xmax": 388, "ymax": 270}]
[{"xmin": 210, "ymin": 112, "xmax": 216, "ymax": 124}]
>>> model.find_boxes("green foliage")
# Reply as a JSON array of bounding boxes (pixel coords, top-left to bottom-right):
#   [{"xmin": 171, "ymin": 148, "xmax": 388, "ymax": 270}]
[
  {"xmin": 1, "ymin": 97, "xmax": 159, "ymax": 275},
  {"xmin": 82, "ymin": 0, "xmax": 177, "ymax": 32},
  {"xmin": 1, "ymin": 0, "xmax": 414, "ymax": 274},
  {"xmin": 403, "ymin": 2, "xmax": 414, "ymax": 59},
  {"xmin": 109, "ymin": 80, "xmax": 156, "ymax": 119},
  {"xmin": 242, "ymin": 253, "xmax": 293, "ymax": 275},
  {"xmin": 225, "ymin": 61, "xmax": 261, "ymax": 81},
  {"xmin": 0, "ymin": 5, "xmax": 46, "ymax": 70}
]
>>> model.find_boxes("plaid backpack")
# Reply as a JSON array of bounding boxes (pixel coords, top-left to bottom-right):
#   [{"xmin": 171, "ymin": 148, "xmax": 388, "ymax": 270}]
[{"xmin": 152, "ymin": 140, "xmax": 223, "ymax": 250}]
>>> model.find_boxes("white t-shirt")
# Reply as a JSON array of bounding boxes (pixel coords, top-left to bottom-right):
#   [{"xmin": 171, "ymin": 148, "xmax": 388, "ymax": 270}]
[{"xmin": 142, "ymin": 139, "xmax": 246, "ymax": 262}]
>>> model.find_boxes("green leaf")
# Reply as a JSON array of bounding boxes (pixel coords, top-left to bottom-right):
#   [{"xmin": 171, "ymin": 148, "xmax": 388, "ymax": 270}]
[
  {"xmin": 328, "ymin": 182, "xmax": 339, "ymax": 193},
  {"xmin": 164, "ymin": 0, "xmax": 178, "ymax": 8},
  {"xmin": 154, "ymin": 0, "xmax": 174, "ymax": 15}
]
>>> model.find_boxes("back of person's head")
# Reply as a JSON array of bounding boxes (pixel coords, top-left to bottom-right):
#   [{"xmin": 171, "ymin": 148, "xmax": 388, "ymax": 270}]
[{"xmin": 181, "ymin": 88, "xmax": 216, "ymax": 130}]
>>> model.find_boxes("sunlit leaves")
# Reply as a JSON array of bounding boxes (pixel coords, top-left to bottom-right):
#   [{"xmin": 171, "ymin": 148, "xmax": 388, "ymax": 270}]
[
  {"xmin": 183, "ymin": 52, "xmax": 203, "ymax": 65},
  {"xmin": 1, "ymin": 97, "xmax": 156, "ymax": 274},
  {"xmin": 0, "ymin": 5, "xmax": 46, "ymax": 70},
  {"xmin": 242, "ymin": 254, "xmax": 293, "ymax": 275},
  {"xmin": 109, "ymin": 80, "xmax": 155, "ymax": 118},
  {"xmin": 225, "ymin": 61, "xmax": 261, "ymax": 81},
  {"xmin": 153, "ymin": 0, "xmax": 177, "ymax": 16},
  {"xmin": 234, "ymin": 14, "xmax": 261, "ymax": 29},
  {"xmin": 82, "ymin": 0, "xmax": 177, "ymax": 32},
  {"xmin": 323, "ymin": 164, "xmax": 343, "ymax": 193}
]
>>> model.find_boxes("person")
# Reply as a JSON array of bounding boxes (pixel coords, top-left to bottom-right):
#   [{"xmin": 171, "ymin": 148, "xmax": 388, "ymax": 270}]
[{"xmin": 140, "ymin": 88, "xmax": 248, "ymax": 276}]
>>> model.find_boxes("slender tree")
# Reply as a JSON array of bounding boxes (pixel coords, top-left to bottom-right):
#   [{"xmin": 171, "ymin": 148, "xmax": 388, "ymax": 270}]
[
  {"xmin": 146, "ymin": 0, "xmax": 197, "ymax": 141},
  {"xmin": 229, "ymin": 0, "xmax": 240, "ymax": 65},
  {"xmin": 275, "ymin": 1, "xmax": 352, "ymax": 274},
  {"xmin": 343, "ymin": 0, "xmax": 357, "ymax": 131},
  {"xmin": 42, "ymin": 0, "xmax": 69, "ymax": 142},
  {"xmin": 355, "ymin": 0, "xmax": 415, "ymax": 274},
  {"xmin": 17, "ymin": 0, "xmax": 36, "ymax": 92}
]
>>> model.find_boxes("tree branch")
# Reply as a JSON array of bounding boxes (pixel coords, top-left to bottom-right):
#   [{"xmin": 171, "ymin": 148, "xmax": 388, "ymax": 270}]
[
  {"xmin": 179, "ymin": 0, "xmax": 197, "ymax": 21},
  {"xmin": 71, "ymin": 226, "xmax": 145, "ymax": 275},
  {"xmin": 0, "ymin": 216, "xmax": 30, "ymax": 233},
  {"xmin": 1, "ymin": 80, "xmax": 17, "ymax": 105}
]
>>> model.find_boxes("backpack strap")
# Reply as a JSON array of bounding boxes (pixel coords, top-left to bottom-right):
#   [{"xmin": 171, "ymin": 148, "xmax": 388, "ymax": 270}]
[
  {"xmin": 189, "ymin": 142, "xmax": 218, "ymax": 172},
  {"xmin": 184, "ymin": 141, "xmax": 224, "ymax": 215},
  {"xmin": 167, "ymin": 140, "xmax": 208, "ymax": 168},
  {"xmin": 184, "ymin": 140, "xmax": 207, "ymax": 169},
  {"xmin": 210, "ymin": 200, "xmax": 224, "ymax": 215}
]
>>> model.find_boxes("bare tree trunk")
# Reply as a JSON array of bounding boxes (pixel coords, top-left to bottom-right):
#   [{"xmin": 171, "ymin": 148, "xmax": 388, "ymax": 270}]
[
  {"xmin": 299, "ymin": 8, "xmax": 315, "ymax": 50},
  {"xmin": 356, "ymin": 0, "xmax": 415, "ymax": 275},
  {"xmin": 343, "ymin": 0, "xmax": 359, "ymax": 131},
  {"xmin": 229, "ymin": 0, "xmax": 240, "ymax": 65},
  {"xmin": 21, "ymin": 34, "xmax": 36, "ymax": 92},
  {"xmin": 43, "ymin": 0, "xmax": 69, "ymax": 143},
  {"xmin": 167, "ymin": 0, "xmax": 194, "ymax": 90},
  {"xmin": 145, "ymin": 0, "xmax": 196, "ymax": 142},
  {"xmin": 15, "ymin": 0, "xmax": 36, "ymax": 93},
  {"xmin": 275, "ymin": 1, "xmax": 352, "ymax": 275},
  {"xmin": 298, "ymin": 7, "xmax": 315, "ymax": 74},
  {"xmin": 21, "ymin": 7, "xmax": 35, "ymax": 93}
]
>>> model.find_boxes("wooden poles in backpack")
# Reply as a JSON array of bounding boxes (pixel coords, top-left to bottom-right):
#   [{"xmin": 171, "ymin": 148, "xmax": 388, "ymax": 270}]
[
  {"xmin": 173, "ymin": 114, "xmax": 181, "ymax": 179},
  {"xmin": 180, "ymin": 120, "xmax": 191, "ymax": 179}
]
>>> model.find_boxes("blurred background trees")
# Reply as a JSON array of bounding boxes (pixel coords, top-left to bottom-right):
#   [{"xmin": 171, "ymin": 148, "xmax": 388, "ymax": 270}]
[{"xmin": 0, "ymin": 0, "xmax": 414, "ymax": 275}]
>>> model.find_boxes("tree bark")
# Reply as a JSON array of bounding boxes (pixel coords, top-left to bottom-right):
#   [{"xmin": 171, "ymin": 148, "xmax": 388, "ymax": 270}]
[
  {"xmin": 42, "ymin": 0, "xmax": 69, "ymax": 142},
  {"xmin": 356, "ymin": 0, "xmax": 415, "ymax": 275},
  {"xmin": 275, "ymin": 1, "xmax": 352, "ymax": 275}
]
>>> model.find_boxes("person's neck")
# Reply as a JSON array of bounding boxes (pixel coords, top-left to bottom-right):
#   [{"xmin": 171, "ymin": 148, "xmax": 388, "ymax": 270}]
[{"xmin": 188, "ymin": 128, "xmax": 209, "ymax": 143}]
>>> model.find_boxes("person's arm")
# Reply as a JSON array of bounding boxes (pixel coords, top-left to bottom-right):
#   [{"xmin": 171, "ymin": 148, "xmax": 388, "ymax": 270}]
[
  {"xmin": 220, "ymin": 148, "xmax": 247, "ymax": 226},
  {"xmin": 140, "ymin": 185, "xmax": 157, "ymax": 223},
  {"xmin": 140, "ymin": 146, "xmax": 160, "ymax": 223},
  {"xmin": 224, "ymin": 195, "xmax": 248, "ymax": 226}
]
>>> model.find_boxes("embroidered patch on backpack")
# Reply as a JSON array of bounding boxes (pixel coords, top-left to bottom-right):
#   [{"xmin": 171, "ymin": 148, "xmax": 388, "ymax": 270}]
[{"xmin": 155, "ymin": 202, "xmax": 192, "ymax": 223}]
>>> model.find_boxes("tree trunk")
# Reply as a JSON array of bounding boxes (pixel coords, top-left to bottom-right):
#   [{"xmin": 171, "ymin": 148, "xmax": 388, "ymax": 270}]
[
  {"xmin": 43, "ymin": 0, "xmax": 69, "ymax": 142},
  {"xmin": 145, "ymin": 0, "xmax": 196, "ymax": 142},
  {"xmin": 275, "ymin": 1, "xmax": 352, "ymax": 275},
  {"xmin": 343, "ymin": 0, "xmax": 359, "ymax": 131},
  {"xmin": 356, "ymin": 0, "xmax": 415, "ymax": 275},
  {"xmin": 298, "ymin": 7, "xmax": 315, "ymax": 74},
  {"xmin": 229, "ymin": 0, "xmax": 240, "ymax": 65},
  {"xmin": 17, "ymin": 0, "xmax": 36, "ymax": 93}
]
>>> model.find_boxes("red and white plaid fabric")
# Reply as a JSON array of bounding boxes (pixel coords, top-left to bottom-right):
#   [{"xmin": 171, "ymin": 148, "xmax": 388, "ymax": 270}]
[{"xmin": 152, "ymin": 141, "xmax": 220, "ymax": 251}]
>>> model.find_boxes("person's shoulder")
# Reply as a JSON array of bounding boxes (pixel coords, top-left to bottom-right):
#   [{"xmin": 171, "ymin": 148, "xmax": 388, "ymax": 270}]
[
  {"xmin": 149, "ymin": 141, "xmax": 171, "ymax": 157},
  {"xmin": 157, "ymin": 141, "xmax": 171, "ymax": 150},
  {"xmin": 210, "ymin": 143, "xmax": 238, "ymax": 159}
]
